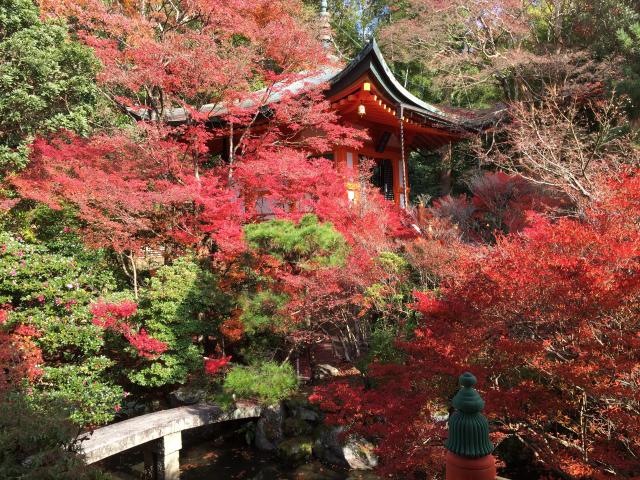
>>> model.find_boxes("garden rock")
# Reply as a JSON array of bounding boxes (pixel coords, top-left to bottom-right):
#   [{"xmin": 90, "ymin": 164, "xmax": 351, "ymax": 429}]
[
  {"xmin": 313, "ymin": 364, "xmax": 341, "ymax": 379},
  {"xmin": 296, "ymin": 406, "xmax": 320, "ymax": 422},
  {"xmin": 254, "ymin": 403, "xmax": 285, "ymax": 451},
  {"xmin": 313, "ymin": 426, "xmax": 348, "ymax": 467},
  {"xmin": 284, "ymin": 417, "xmax": 313, "ymax": 437},
  {"xmin": 277, "ymin": 436, "xmax": 314, "ymax": 464},
  {"xmin": 168, "ymin": 386, "xmax": 205, "ymax": 407},
  {"xmin": 342, "ymin": 435, "xmax": 378, "ymax": 470}
]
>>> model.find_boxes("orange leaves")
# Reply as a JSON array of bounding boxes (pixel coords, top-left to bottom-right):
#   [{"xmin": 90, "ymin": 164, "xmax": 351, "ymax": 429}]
[
  {"xmin": 41, "ymin": 0, "xmax": 324, "ymax": 110},
  {"xmin": 0, "ymin": 312, "xmax": 44, "ymax": 396},
  {"xmin": 220, "ymin": 314, "xmax": 244, "ymax": 343}
]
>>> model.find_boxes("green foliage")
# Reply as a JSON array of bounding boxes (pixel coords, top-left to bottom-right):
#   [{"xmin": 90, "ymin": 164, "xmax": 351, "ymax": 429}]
[
  {"xmin": 408, "ymin": 143, "xmax": 481, "ymax": 204},
  {"xmin": 368, "ymin": 320, "xmax": 405, "ymax": 364},
  {"xmin": 0, "ymin": 0, "xmax": 38, "ymax": 40},
  {"xmin": 239, "ymin": 290, "xmax": 289, "ymax": 335},
  {"xmin": 0, "ymin": 230, "xmax": 123, "ymax": 426},
  {"xmin": 36, "ymin": 358, "xmax": 124, "ymax": 426},
  {"xmin": 0, "ymin": 232, "xmax": 116, "ymax": 353},
  {"xmin": 238, "ymin": 331, "xmax": 286, "ymax": 364},
  {"xmin": 244, "ymin": 214, "xmax": 347, "ymax": 269},
  {"xmin": 618, "ymin": 22, "xmax": 640, "ymax": 53},
  {"xmin": 239, "ymin": 215, "xmax": 348, "ymax": 363},
  {"xmin": 617, "ymin": 20, "xmax": 640, "ymax": 118},
  {"xmin": 359, "ymin": 252, "xmax": 414, "ymax": 369},
  {"xmin": 375, "ymin": 251, "xmax": 409, "ymax": 274},
  {"xmin": 0, "ymin": 0, "xmax": 100, "ymax": 173},
  {"xmin": 0, "ymin": 393, "xmax": 111, "ymax": 480},
  {"xmin": 389, "ymin": 58, "xmax": 502, "ymax": 109},
  {"xmin": 325, "ymin": 0, "xmax": 390, "ymax": 58},
  {"xmin": 129, "ymin": 257, "xmax": 226, "ymax": 387},
  {"xmin": 364, "ymin": 252, "xmax": 412, "ymax": 316},
  {"xmin": 223, "ymin": 361, "xmax": 298, "ymax": 404},
  {"xmin": 5, "ymin": 203, "xmax": 85, "ymax": 253}
]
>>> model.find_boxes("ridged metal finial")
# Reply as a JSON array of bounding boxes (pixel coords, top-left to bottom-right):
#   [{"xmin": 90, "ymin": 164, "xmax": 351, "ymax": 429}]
[
  {"xmin": 319, "ymin": 0, "xmax": 331, "ymax": 49},
  {"xmin": 444, "ymin": 372, "xmax": 494, "ymax": 458}
]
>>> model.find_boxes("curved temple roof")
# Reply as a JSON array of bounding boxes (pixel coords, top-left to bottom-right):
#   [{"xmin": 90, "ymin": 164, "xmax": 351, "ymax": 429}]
[
  {"xmin": 151, "ymin": 40, "xmax": 504, "ymax": 135},
  {"xmin": 327, "ymin": 40, "xmax": 505, "ymax": 132}
]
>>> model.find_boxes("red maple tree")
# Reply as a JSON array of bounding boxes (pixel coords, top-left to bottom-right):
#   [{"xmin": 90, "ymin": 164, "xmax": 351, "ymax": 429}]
[
  {"xmin": 11, "ymin": 0, "xmax": 368, "ymax": 297},
  {"xmin": 313, "ymin": 170, "xmax": 640, "ymax": 479}
]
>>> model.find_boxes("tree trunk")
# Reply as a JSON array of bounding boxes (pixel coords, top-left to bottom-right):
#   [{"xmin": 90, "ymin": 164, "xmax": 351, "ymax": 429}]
[{"xmin": 439, "ymin": 143, "xmax": 453, "ymax": 195}]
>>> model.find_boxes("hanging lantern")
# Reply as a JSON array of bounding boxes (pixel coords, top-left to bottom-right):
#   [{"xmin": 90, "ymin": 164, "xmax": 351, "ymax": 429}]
[{"xmin": 358, "ymin": 103, "xmax": 366, "ymax": 116}]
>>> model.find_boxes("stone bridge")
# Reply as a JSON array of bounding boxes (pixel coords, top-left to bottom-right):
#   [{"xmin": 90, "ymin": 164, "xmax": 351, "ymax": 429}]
[{"xmin": 78, "ymin": 403, "xmax": 262, "ymax": 480}]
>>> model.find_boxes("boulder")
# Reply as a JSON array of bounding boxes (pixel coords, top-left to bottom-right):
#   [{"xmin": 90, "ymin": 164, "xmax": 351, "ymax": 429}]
[
  {"xmin": 284, "ymin": 417, "xmax": 313, "ymax": 437},
  {"xmin": 296, "ymin": 406, "xmax": 320, "ymax": 422},
  {"xmin": 277, "ymin": 436, "xmax": 314, "ymax": 464},
  {"xmin": 168, "ymin": 386, "xmax": 205, "ymax": 407},
  {"xmin": 313, "ymin": 427, "xmax": 378, "ymax": 470},
  {"xmin": 313, "ymin": 364, "xmax": 341, "ymax": 380},
  {"xmin": 342, "ymin": 435, "xmax": 378, "ymax": 470},
  {"xmin": 313, "ymin": 426, "xmax": 347, "ymax": 467},
  {"xmin": 283, "ymin": 397, "xmax": 321, "ymax": 423},
  {"xmin": 254, "ymin": 403, "xmax": 285, "ymax": 451}
]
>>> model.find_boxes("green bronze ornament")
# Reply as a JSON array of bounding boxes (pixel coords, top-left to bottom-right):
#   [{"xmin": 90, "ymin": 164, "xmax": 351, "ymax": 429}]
[{"xmin": 444, "ymin": 372, "xmax": 494, "ymax": 458}]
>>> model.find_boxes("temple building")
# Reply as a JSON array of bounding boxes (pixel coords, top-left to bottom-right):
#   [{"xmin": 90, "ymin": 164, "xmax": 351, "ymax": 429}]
[
  {"xmin": 198, "ymin": 39, "xmax": 501, "ymax": 210},
  {"xmin": 153, "ymin": 32, "xmax": 502, "ymax": 211},
  {"xmin": 304, "ymin": 39, "xmax": 502, "ymax": 208}
]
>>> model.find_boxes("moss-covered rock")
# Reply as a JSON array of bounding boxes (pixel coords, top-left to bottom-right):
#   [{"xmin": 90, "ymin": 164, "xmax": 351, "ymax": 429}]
[{"xmin": 277, "ymin": 436, "xmax": 314, "ymax": 464}]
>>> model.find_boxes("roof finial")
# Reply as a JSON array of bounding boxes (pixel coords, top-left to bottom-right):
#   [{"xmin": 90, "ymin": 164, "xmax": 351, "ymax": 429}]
[
  {"xmin": 445, "ymin": 372, "xmax": 494, "ymax": 458},
  {"xmin": 319, "ymin": 0, "xmax": 332, "ymax": 50}
]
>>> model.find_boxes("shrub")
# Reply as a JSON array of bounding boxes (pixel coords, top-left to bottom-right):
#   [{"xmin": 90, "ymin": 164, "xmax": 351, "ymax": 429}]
[
  {"xmin": 223, "ymin": 361, "xmax": 298, "ymax": 404},
  {"xmin": 0, "ymin": 231, "xmax": 123, "ymax": 426},
  {"xmin": 36, "ymin": 358, "xmax": 123, "ymax": 427},
  {"xmin": 368, "ymin": 321, "xmax": 405, "ymax": 365},
  {"xmin": 0, "ymin": 393, "xmax": 111, "ymax": 479},
  {"xmin": 244, "ymin": 214, "xmax": 347, "ymax": 269},
  {"xmin": 239, "ymin": 290, "xmax": 289, "ymax": 335},
  {"xmin": 129, "ymin": 257, "xmax": 226, "ymax": 388}
]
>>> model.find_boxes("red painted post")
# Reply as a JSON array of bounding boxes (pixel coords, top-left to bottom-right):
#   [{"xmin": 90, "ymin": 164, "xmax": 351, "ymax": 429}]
[
  {"xmin": 445, "ymin": 372, "xmax": 497, "ymax": 480},
  {"xmin": 446, "ymin": 451, "xmax": 496, "ymax": 480}
]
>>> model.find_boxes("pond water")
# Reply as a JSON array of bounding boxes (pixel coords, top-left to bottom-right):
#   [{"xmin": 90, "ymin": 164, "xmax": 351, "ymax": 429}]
[{"xmin": 99, "ymin": 420, "xmax": 380, "ymax": 480}]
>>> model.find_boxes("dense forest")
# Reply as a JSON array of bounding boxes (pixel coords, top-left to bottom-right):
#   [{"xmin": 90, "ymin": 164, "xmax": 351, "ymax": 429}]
[{"xmin": 0, "ymin": 0, "xmax": 639, "ymax": 479}]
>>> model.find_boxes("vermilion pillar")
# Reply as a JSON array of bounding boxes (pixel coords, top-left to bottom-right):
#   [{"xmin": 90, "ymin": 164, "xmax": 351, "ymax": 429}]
[{"xmin": 445, "ymin": 372, "xmax": 497, "ymax": 480}]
